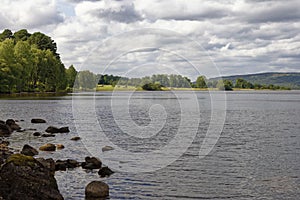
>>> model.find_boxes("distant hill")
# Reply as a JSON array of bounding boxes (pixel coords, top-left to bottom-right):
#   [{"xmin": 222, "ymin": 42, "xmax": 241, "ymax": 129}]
[{"xmin": 210, "ymin": 72, "xmax": 300, "ymax": 89}]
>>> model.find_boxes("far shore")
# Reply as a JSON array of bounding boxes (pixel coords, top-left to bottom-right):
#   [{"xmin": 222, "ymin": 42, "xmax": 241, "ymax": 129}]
[{"xmin": 0, "ymin": 86, "xmax": 296, "ymax": 98}]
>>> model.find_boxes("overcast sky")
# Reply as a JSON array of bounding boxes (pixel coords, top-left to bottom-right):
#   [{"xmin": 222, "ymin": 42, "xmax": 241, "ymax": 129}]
[{"xmin": 1, "ymin": 0, "xmax": 300, "ymax": 79}]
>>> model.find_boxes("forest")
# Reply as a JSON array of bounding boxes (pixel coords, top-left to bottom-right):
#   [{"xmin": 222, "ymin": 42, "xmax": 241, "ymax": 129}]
[{"xmin": 0, "ymin": 29, "xmax": 77, "ymax": 93}]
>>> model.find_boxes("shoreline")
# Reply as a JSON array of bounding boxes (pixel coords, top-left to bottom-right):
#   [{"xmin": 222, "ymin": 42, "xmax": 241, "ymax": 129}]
[{"xmin": 0, "ymin": 87, "xmax": 296, "ymax": 98}]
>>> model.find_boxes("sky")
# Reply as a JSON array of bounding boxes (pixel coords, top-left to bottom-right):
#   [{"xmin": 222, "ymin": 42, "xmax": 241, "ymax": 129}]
[{"xmin": 1, "ymin": 0, "xmax": 300, "ymax": 79}]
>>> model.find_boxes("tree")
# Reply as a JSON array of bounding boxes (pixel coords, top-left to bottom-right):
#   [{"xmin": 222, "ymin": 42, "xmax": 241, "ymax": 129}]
[
  {"xmin": 28, "ymin": 32, "xmax": 58, "ymax": 58},
  {"xmin": 235, "ymin": 78, "xmax": 254, "ymax": 89},
  {"xmin": 0, "ymin": 29, "xmax": 13, "ymax": 41},
  {"xmin": 66, "ymin": 65, "xmax": 78, "ymax": 88},
  {"xmin": 217, "ymin": 80, "xmax": 233, "ymax": 91},
  {"xmin": 14, "ymin": 40, "xmax": 34, "ymax": 91},
  {"xmin": 142, "ymin": 83, "xmax": 162, "ymax": 91},
  {"xmin": 75, "ymin": 70, "xmax": 97, "ymax": 90},
  {"xmin": 13, "ymin": 29, "xmax": 31, "ymax": 42},
  {"xmin": 195, "ymin": 75, "xmax": 207, "ymax": 88},
  {"xmin": 0, "ymin": 39, "xmax": 16, "ymax": 92}
]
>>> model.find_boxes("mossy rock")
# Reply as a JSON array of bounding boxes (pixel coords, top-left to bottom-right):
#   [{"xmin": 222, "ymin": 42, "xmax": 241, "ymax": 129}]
[{"xmin": 6, "ymin": 153, "xmax": 36, "ymax": 167}]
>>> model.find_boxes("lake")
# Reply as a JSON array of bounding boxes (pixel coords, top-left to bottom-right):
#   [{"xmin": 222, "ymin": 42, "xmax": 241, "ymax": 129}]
[{"xmin": 0, "ymin": 91, "xmax": 299, "ymax": 199}]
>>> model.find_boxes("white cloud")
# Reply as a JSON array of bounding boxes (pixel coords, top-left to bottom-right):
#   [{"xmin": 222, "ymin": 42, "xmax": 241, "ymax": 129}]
[
  {"xmin": 1, "ymin": 0, "xmax": 300, "ymax": 77},
  {"xmin": 0, "ymin": 0, "xmax": 64, "ymax": 30}
]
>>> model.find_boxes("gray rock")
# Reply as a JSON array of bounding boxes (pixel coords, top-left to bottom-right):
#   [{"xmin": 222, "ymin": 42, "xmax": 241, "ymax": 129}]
[
  {"xmin": 0, "ymin": 154, "xmax": 63, "ymax": 200},
  {"xmin": 98, "ymin": 166, "xmax": 115, "ymax": 177},
  {"xmin": 85, "ymin": 181, "xmax": 109, "ymax": 199},
  {"xmin": 21, "ymin": 144, "xmax": 38, "ymax": 156},
  {"xmin": 6, "ymin": 119, "xmax": 21, "ymax": 131},
  {"xmin": 46, "ymin": 126, "xmax": 70, "ymax": 133},
  {"xmin": 0, "ymin": 123, "xmax": 11, "ymax": 137},
  {"xmin": 82, "ymin": 156, "xmax": 102, "ymax": 170},
  {"xmin": 102, "ymin": 145, "xmax": 114, "ymax": 152}
]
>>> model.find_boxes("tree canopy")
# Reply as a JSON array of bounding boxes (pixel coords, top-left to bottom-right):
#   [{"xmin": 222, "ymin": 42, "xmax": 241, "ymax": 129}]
[{"xmin": 0, "ymin": 29, "xmax": 77, "ymax": 93}]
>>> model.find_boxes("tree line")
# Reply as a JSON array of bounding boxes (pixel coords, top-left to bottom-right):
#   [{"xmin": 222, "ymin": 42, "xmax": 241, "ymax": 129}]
[
  {"xmin": 0, "ymin": 29, "xmax": 291, "ymax": 93},
  {"xmin": 75, "ymin": 71, "xmax": 290, "ymax": 91}
]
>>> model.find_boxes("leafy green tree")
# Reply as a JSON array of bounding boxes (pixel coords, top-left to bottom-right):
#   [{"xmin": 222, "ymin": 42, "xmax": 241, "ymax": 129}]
[
  {"xmin": 75, "ymin": 70, "xmax": 97, "ymax": 90},
  {"xmin": 217, "ymin": 80, "xmax": 233, "ymax": 91},
  {"xmin": 195, "ymin": 75, "xmax": 207, "ymax": 88},
  {"xmin": 0, "ymin": 29, "xmax": 13, "ymax": 41},
  {"xmin": 14, "ymin": 40, "xmax": 34, "ymax": 91},
  {"xmin": 142, "ymin": 83, "xmax": 162, "ymax": 91},
  {"xmin": 0, "ymin": 39, "xmax": 16, "ymax": 92},
  {"xmin": 13, "ymin": 29, "xmax": 31, "ymax": 42},
  {"xmin": 66, "ymin": 65, "xmax": 78, "ymax": 88},
  {"xmin": 235, "ymin": 78, "xmax": 254, "ymax": 89},
  {"xmin": 28, "ymin": 32, "xmax": 58, "ymax": 58}
]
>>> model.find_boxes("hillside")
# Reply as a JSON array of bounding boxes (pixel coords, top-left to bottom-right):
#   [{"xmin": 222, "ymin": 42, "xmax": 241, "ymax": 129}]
[{"xmin": 210, "ymin": 72, "xmax": 300, "ymax": 89}]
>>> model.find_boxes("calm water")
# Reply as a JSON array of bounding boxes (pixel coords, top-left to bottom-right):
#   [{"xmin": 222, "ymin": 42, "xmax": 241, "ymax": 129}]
[{"xmin": 0, "ymin": 91, "xmax": 299, "ymax": 200}]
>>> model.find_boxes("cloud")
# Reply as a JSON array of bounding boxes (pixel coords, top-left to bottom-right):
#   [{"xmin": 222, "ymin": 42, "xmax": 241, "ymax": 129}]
[
  {"xmin": 0, "ymin": 0, "xmax": 64, "ymax": 30},
  {"xmin": 75, "ymin": 0, "xmax": 142, "ymax": 23},
  {"xmin": 134, "ymin": 0, "xmax": 230, "ymax": 21},
  {"xmin": 2, "ymin": 0, "xmax": 299, "ymax": 77},
  {"xmin": 242, "ymin": 1, "xmax": 300, "ymax": 23}
]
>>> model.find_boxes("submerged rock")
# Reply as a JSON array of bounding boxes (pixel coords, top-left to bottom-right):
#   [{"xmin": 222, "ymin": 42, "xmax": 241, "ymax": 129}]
[
  {"xmin": 85, "ymin": 181, "xmax": 109, "ymax": 199},
  {"xmin": 31, "ymin": 118, "xmax": 47, "ymax": 123},
  {"xmin": 0, "ymin": 154, "xmax": 63, "ymax": 200},
  {"xmin": 39, "ymin": 143, "xmax": 56, "ymax": 151},
  {"xmin": 46, "ymin": 126, "xmax": 70, "ymax": 134},
  {"xmin": 98, "ymin": 166, "xmax": 115, "ymax": 177},
  {"xmin": 21, "ymin": 144, "xmax": 39, "ymax": 156}
]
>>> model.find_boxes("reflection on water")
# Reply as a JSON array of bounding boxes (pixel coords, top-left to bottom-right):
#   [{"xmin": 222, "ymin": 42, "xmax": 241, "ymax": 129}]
[{"xmin": 0, "ymin": 91, "xmax": 299, "ymax": 199}]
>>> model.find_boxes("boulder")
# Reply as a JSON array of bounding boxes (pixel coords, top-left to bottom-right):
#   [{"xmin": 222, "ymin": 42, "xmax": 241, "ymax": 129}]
[
  {"xmin": 36, "ymin": 158, "xmax": 56, "ymax": 175},
  {"xmin": 6, "ymin": 119, "xmax": 21, "ymax": 131},
  {"xmin": 82, "ymin": 156, "xmax": 102, "ymax": 170},
  {"xmin": 31, "ymin": 118, "xmax": 47, "ymax": 123},
  {"xmin": 59, "ymin": 127, "xmax": 70, "ymax": 133},
  {"xmin": 70, "ymin": 136, "xmax": 81, "ymax": 141},
  {"xmin": 0, "ymin": 123, "xmax": 12, "ymax": 137},
  {"xmin": 0, "ymin": 140, "xmax": 13, "ymax": 165},
  {"xmin": 39, "ymin": 143, "xmax": 56, "ymax": 151},
  {"xmin": 55, "ymin": 160, "xmax": 67, "ymax": 171},
  {"xmin": 98, "ymin": 166, "xmax": 115, "ymax": 177},
  {"xmin": 21, "ymin": 144, "xmax": 39, "ymax": 156},
  {"xmin": 0, "ymin": 154, "xmax": 63, "ymax": 200},
  {"xmin": 102, "ymin": 145, "xmax": 114, "ymax": 152},
  {"xmin": 46, "ymin": 126, "xmax": 70, "ymax": 133},
  {"xmin": 85, "ymin": 181, "xmax": 109, "ymax": 199}
]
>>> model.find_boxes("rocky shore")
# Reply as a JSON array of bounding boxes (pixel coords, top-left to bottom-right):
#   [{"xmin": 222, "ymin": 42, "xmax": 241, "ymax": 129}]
[{"xmin": 0, "ymin": 119, "xmax": 113, "ymax": 200}]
